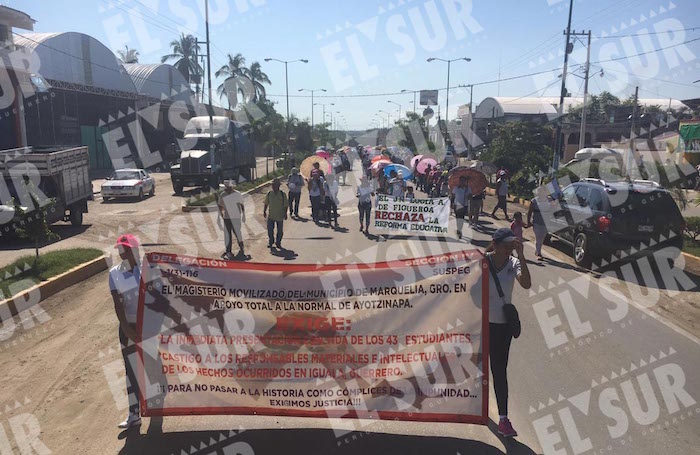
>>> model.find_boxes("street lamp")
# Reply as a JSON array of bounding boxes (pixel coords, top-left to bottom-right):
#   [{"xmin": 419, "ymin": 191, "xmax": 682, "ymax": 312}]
[
  {"xmin": 298, "ymin": 88, "xmax": 326, "ymax": 137},
  {"xmin": 426, "ymin": 57, "xmax": 471, "ymax": 127},
  {"xmin": 264, "ymin": 57, "xmax": 308, "ymax": 168},
  {"xmin": 379, "ymin": 109, "xmax": 391, "ymax": 128},
  {"xmin": 387, "ymin": 100, "xmax": 401, "ymax": 120},
  {"xmin": 401, "ymin": 89, "xmax": 418, "ymax": 113}
]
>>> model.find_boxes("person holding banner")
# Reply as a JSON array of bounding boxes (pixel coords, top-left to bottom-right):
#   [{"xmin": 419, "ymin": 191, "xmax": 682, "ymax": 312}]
[
  {"xmin": 356, "ymin": 176, "xmax": 374, "ymax": 233},
  {"xmin": 485, "ymin": 228, "xmax": 532, "ymax": 438},
  {"xmin": 263, "ymin": 178, "xmax": 288, "ymax": 249},
  {"xmin": 451, "ymin": 176, "xmax": 471, "ymax": 239},
  {"xmin": 109, "ymin": 234, "xmax": 143, "ymax": 429}
]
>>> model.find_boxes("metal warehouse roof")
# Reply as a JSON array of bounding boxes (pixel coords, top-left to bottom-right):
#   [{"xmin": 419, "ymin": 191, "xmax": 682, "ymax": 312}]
[
  {"xmin": 474, "ymin": 96, "xmax": 690, "ymax": 119},
  {"xmin": 14, "ymin": 31, "xmax": 137, "ymax": 94},
  {"xmin": 122, "ymin": 63, "xmax": 192, "ymax": 102}
]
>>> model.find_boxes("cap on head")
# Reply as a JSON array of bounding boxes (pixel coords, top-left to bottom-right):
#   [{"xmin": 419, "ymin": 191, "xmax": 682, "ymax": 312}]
[
  {"xmin": 291, "ymin": 167, "xmax": 299, "ymax": 174},
  {"xmin": 492, "ymin": 227, "xmax": 516, "ymax": 244},
  {"xmin": 115, "ymin": 233, "xmax": 139, "ymax": 249}
]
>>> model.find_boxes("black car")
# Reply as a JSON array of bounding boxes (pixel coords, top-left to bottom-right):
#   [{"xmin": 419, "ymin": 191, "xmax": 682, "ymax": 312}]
[{"xmin": 543, "ymin": 179, "xmax": 684, "ymax": 267}]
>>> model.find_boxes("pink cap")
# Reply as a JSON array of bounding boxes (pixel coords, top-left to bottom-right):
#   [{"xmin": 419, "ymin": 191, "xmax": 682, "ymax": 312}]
[{"xmin": 115, "ymin": 233, "xmax": 139, "ymax": 249}]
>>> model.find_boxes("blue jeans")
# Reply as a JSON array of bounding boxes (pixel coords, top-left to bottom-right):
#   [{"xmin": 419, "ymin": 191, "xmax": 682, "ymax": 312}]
[{"xmin": 267, "ymin": 219, "xmax": 283, "ymax": 246}]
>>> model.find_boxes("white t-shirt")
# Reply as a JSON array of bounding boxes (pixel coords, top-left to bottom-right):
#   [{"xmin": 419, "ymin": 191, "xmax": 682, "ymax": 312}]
[
  {"xmin": 497, "ymin": 179, "xmax": 508, "ymax": 197},
  {"xmin": 486, "ymin": 253, "xmax": 521, "ymax": 324},
  {"xmin": 109, "ymin": 263, "xmax": 141, "ymax": 324}
]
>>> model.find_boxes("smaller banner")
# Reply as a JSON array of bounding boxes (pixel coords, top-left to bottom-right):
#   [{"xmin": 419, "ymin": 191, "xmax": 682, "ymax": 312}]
[
  {"xmin": 420, "ymin": 89, "xmax": 438, "ymax": 106},
  {"xmin": 374, "ymin": 195, "xmax": 450, "ymax": 235}
]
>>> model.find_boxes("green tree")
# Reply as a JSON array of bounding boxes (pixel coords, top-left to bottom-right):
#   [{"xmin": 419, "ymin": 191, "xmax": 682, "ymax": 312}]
[
  {"xmin": 161, "ymin": 34, "xmax": 201, "ymax": 83},
  {"xmin": 13, "ymin": 183, "xmax": 59, "ymax": 262},
  {"xmin": 480, "ymin": 121, "xmax": 554, "ymax": 197},
  {"xmin": 116, "ymin": 45, "xmax": 139, "ymax": 64},
  {"xmin": 394, "ymin": 112, "xmax": 436, "ymax": 152},
  {"xmin": 247, "ymin": 61, "xmax": 271, "ymax": 102},
  {"xmin": 215, "ymin": 53, "xmax": 248, "ymax": 107},
  {"xmin": 292, "ymin": 120, "xmax": 313, "ymax": 152}
]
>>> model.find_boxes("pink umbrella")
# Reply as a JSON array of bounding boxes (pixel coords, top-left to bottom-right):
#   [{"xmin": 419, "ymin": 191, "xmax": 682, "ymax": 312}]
[
  {"xmin": 369, "ymin": 160, "xmax": 390, "ymax": 171},
  {"xmin": 410, "ymin": 155, "xmax": 424, "ymax": 168},
  {"xmin": 416, "ymin": 158, "xmax": 438, "ymax": 175},
  {"xmin": 315, "ymin": 150, "xmax": 331, "ymax": 159}
]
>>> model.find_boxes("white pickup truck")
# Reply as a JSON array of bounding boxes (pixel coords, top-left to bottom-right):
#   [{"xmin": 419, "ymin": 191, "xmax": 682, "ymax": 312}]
[{"xmin": 0, "ymin": 146, "xmax": 93, "ymax": 227}]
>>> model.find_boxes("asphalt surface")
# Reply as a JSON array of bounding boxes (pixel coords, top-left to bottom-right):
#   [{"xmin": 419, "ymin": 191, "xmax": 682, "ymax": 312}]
[{"xmin": 0, "ymin": 163, "xmax": 698, "ymax": 455}]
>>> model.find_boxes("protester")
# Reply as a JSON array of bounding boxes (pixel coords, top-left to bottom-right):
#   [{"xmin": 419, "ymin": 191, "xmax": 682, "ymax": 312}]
[
  {"xmin": 485, "ymin": 228, "xmax": 531, "ymax": 438},
  {"xmin": 470, "ymin": 189, "xmax": 485, "ymax": 225},
  {"xmin": 323, "ymin": 173, "xmax": 340, "ymax": 227},
  {"xmin": 527, "ymin": 192, "xmax": 548, "ymax": 260},
  {"xmin": 287, "ymin": 167, "xmax": 304, "ymax": 218},
  {"xmin": 339, "ymin": 149, "xmax": 351, "ymax": 185},
  {"xmin": 109, "ymin": 234, "xmax": 143, "ymax": 429},
  {"xmin": 216, "ymin": 180, "xmax": 245, "ymax": 259},
  {"xmin": 491, "ymin": 171, "xmax": 510, "ymax": 220},
  {"xmin": 511, "ymin": 212, "xmax": 524, "ymax": 243},
  {"xmin": 263, "ymin": 178, "xmax": 288, "ymax": 248},
  {"xmin": 423, "ymin": 164, "xmax": 433, "ymax": 194},
  {"xmin": 451, "ymin": 176, "xmax": 471, "ymax": 239},
  {"xmin": 389, "ymin": 170, "xmax": 405, "ymax": 198},
  {"xmin": 357, "ymin": 176, "xmax": 374, "ymax": 233},
  {"xmin": 308, "ymin": 169, "xmax": 325, "ymax": 222},
  {"xmin": 405, "ymin": 186, "xmax": 415, "ymax": 200}
]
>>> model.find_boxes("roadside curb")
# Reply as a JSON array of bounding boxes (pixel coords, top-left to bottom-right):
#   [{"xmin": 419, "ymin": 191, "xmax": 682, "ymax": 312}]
[
  {"xmin": 180, "ymin": 176, "xmax": 282, "ymax": 213},
  {"xmin": 0, "ymin": 254, "xmax": 110, "ymax": 323}
]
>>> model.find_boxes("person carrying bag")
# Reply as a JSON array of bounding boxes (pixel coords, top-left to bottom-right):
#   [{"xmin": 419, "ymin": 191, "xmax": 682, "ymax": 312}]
[{"xmin": 484, "ymin": 228, "xmax": 531, "ymax": 438}]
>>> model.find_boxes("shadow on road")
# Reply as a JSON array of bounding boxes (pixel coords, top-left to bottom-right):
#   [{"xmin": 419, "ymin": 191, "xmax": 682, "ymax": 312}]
[
  {"xmin": 118, "ymin": 427, "xmax": 541, "ymax": 455},
  {"xmin": 271, "ymin": 246, "xmax": 298, "ymax": 260},
  {"xmin": 0, "ymin": 224, "xmax": 91, "ymax": 251}
]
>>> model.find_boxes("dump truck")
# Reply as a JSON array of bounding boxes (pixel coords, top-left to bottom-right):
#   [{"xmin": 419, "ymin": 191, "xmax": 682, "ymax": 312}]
[
  {"xmin": 0, "ymin": 146, "xmax": 93, "ymax": 228},
  {"xmin": 169, "ymin": 116, "xmax": 255, "ymax": 194}
]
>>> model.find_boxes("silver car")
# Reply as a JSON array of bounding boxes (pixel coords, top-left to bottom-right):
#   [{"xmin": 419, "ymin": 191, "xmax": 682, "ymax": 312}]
[{"xmin": 101, "ymin": 169, "xmax": 155, "ymax": 201}]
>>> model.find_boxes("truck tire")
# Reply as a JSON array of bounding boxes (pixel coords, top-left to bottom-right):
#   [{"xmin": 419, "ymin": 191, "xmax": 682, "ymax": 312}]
[
  {"xmin": 173, "ymin": 183, "xmax": 183, "ymax": 195},
  {"xmin": 69, "ymin": 207, "xmax": 83, "ymax": 226},
  {"xmin": 208, "ymin": 174, "xmax": 221, "ymax": 191}
]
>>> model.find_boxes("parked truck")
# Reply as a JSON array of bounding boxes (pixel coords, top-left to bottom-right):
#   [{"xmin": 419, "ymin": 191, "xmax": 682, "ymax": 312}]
[
  {"xmin": 169, "ymin": 116, "xmax": 255, "ymax": 194},
  {"xmin": 0, "ymin": 146, "xmax": 93, "ymax": 228}
]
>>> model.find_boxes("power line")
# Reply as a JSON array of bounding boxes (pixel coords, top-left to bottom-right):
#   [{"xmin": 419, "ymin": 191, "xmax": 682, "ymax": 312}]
[
  {"xmin": 590, "ymin": 63, "xmax": 700, "ymax": 89},
  {"xmin": 594, "ymin": 26, "xmax": 700, "ymax": 39},
  {"xmin": 592, "ymin": 36, "xmax": 700, "ymax": 63}
]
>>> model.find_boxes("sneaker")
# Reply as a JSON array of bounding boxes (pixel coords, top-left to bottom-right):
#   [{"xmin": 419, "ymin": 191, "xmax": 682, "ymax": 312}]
[
  {"xmin": 457, "ymin": 231, "xmax": 462, "ymax": 239},
  {"xmin": 492, "ymin": 214, "xmax": 499, "ymax": 220},
  {"xmin": 275, "ymin": 243, "xmax": 282, "ymax": 249},
  {"xmin": 118, "ymin": 412, "xmax": 141, "ymax": 429},
  {"xmin": 498, "ymin": 418, "xmax": 517, "ymax": 437}
]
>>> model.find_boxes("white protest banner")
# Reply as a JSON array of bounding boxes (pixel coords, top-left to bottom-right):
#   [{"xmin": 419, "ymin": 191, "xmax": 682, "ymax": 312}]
[
  {"xmin": 135, "ymin": 250, "xmax": 489, "ymax": 423},
  {"xmin": 373, "ymin": 195, "xmax": 450, "ymax": 235}
]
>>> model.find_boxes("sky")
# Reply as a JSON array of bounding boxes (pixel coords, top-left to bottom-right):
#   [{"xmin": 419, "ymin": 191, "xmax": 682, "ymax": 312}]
[{"xmin": 8, "ymin": 0, "xmax": 700, "ymax": 130}]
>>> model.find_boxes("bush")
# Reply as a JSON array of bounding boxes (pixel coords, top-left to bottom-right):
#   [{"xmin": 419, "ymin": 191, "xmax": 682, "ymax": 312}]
[{"xmin": 685, "ymin": 216, "xmax": 700, "ymax": 241}]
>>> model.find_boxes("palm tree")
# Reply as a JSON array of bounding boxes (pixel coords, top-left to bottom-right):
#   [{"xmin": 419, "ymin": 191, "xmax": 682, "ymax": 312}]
[
  {"xmin": 116, "ymin": 45, "xmax": 139, "ymax": 64},
  {"xmin": 215, "ymin": 53, "xmax": 248, "ymax": 108},
  {"xmin": 248, "ymin": 61, "xmax": 271, "ymax": 102},
  {"xmin": 161, "ymin": 34, "xmax": 201, "ymax": 84}
]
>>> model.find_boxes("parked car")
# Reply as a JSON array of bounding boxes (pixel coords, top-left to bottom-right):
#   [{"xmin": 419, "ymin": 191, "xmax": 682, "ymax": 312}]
[
  {"xmin": 543, "ymin": 178, "xmax": 684, "ymax": 267},
  {"xmin": 101, "ymin": 169, "xmax": 155, "ymax": 201}
]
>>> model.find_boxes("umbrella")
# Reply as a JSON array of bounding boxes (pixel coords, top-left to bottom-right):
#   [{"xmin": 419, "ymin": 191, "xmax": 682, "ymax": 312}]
[
  {"xmin": 410, "ymin": 155, "xmax": 424, "ymax": 168},
  {"xmin": 371, "ymin": 155, "xmax": 391, "ymax": 163},
  {"xmin": 383, "ymin": 164, "xmax": 413, "ymax": 180},
  {"xmin": 448, "ymin": 167, "xmax": 488, "ymax": 195},
  {"xmin": 416, "ymin": 158, "xmax": 438, "ymax": 175},
  {"xmin": 300, "ymin": 155, "xmax": 331, "ymax": 179},
  {"xmin": 315, "ymin": 150, "xmax": 331, "ymax": 159},
  {"xmin": 369, "ymin": 160, "xmax": 390, "ymax": 172}
]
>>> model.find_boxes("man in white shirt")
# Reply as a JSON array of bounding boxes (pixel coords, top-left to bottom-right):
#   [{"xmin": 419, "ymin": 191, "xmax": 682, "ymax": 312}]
[
  {"xmin": 287, "ymin": 167, "xmax": 304, "ymax": 218},
  {"xmin": 491, "ymin": 171, "xmax": 510, "ymax": 221},
  {"xmin": 217, "ymin": 180, "xmax": 246, "ymax": 259},
  {"xmin": 451, "ymin": 176, "xmax": 472, "ymax": 239}
]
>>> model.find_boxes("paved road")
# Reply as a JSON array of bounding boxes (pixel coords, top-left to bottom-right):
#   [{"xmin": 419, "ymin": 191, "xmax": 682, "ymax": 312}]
[{"xmin": 0, "ymin": 163, "xmax": 698, "ymax": 454}]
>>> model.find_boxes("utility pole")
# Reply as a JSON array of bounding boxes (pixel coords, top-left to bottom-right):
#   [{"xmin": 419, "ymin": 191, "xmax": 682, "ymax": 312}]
[
  {"xmin": 578, "ymin": 30, "xmax": 591, "ymax": 151},
  {"xmin": 627, "ymin": 86, "xmax": 639, "ymax": 179},
  {"xmin": 552, "ymin": 0, "xmax": 575, "ymax": 172},
  {"xmin": 195, "ymin": 40, "xmax": 208, "ymax": 104},
  {"xmin": 204, "ymin": 0, "xmax": 214, "ymax": 179}
]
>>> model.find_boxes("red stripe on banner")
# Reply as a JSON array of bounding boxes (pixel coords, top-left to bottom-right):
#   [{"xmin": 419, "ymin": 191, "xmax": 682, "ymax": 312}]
[
  {"xmin": 143, "ymin": 250, "xmax": 484, "ymax": 273},
  {"xmin": 141, "ymin": 405, "xmax": 488, "ymax": 424}
]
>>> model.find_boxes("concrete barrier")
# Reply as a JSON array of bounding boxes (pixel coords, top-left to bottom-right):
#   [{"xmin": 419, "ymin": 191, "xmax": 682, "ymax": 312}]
[{"xmin": 0, "ymin": 254, "xmax": 110, "ymax": 323}]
